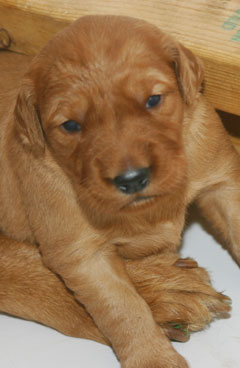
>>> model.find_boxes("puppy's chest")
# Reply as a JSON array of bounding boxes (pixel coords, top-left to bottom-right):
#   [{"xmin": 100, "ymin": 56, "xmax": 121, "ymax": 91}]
[{"xmin": 113, "ymin": 220, "xmax": 183, "ymax": 259}]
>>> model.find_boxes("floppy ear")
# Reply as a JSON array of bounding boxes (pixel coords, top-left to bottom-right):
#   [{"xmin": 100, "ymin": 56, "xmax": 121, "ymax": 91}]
[
  {"xmin": 14, "ymin": 79, "xmax": 45, "ymax": 156},
  {"xmin": 163, "ymin": 36, "xmax": 204, "ymax": 105},
  {"xmin": 174, "ymin": 44, "xmax": 204, "ymax": 105}
]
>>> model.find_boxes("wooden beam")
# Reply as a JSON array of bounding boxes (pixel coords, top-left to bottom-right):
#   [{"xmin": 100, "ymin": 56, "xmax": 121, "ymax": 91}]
[
  {"xmin": 0, "ymin": 5, "xmax": 67, "ymax": 55},
  {"xmin": 0, "ymin": 0, "xmax": 240, "ymax": 115}
]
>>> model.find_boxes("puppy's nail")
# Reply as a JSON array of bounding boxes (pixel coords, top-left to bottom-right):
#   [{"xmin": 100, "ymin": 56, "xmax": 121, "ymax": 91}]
[
  {"xmin": 222, "ymin": 296, "xmax": 232, "ymax": 305},
  {"xmin": 208, "ymin": 301, "xmax": 231, "ymax": 316},
  {"xmin": 163, "ymin": 324, "xmax": 190, "ymax": 342},
  {"xmin": 174, "ymin": 258, "xmax": 198, "ymax": 268},
  {"xmin": 215, "ymin": 311, "xmax": 231, "ymax": 319}
]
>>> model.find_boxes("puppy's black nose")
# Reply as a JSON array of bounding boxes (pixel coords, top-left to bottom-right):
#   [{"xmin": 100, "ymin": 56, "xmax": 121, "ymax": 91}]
[{"xmin": 113, "ymin": 167, "xmax": 150, "ymax": 194}]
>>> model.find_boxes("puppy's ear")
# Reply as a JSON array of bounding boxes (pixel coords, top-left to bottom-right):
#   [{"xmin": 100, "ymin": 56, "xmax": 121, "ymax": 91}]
[
  {"xmin": 14, "ymin": 79, "xmax": 45, "ymax": 155},
  {"xmin": 164, "ymin": 37, "xmax": 204, "ymax": 105}
]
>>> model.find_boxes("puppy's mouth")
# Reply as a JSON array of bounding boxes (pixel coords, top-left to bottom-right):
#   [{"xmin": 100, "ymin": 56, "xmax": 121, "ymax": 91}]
[{"xmin": 124, "ymin": 195, "xmax": 157, "ymax": 209}]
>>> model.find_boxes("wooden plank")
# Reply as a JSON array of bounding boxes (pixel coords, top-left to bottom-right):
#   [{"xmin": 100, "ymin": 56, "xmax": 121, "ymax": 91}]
[
  {"xmin": 0, "ymin": 0, "xmax": 240, "ymax": 115},
  {"xmin": 0, "ymin": 5, "xmax": 68, "ymax": 55}
]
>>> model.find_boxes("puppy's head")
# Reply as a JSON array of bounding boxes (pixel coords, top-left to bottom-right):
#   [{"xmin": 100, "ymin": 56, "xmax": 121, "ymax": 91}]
[{"xmin": 14, "ymin": 16, "xmax": 204, "ymax": 218}]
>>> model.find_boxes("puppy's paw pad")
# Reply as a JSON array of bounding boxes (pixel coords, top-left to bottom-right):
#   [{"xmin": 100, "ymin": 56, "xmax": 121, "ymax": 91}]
[
  {"xmin": 174, "ymin": 258, "xmax": 198, "ymax": 268},
  {"xmin": 163, "ymin": 323, "xmax": 190, "ymax": 342}
]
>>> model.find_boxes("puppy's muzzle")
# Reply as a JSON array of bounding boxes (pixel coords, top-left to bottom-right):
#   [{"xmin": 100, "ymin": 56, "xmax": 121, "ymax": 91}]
[{"xmin": 113, "ymin": 167, "xmax": 150, "ymax": 194}]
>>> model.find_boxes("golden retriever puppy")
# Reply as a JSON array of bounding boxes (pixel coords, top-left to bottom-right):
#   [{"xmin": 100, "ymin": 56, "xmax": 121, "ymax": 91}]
[{"xmin": 0, "ymin": 15, "xmax": 238, "ymax": 367}]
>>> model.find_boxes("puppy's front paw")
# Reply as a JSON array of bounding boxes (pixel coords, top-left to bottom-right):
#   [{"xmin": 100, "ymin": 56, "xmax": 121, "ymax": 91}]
[{"xmin": 126, "ymin": 255, "xmax": 231, "ymax": 341}]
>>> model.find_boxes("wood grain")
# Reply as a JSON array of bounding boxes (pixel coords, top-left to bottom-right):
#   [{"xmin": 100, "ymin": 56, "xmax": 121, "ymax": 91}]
[{"xmin": 0, "ymin": 0, "xmax": 240, "ymax": 115}]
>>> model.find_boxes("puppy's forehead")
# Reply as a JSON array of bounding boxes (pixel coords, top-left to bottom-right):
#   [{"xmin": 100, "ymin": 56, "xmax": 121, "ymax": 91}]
[
  {"xmin": 39, "ymin": 16, "xmax": 170, "ymax": 79},
  {"xmin": 65, "ymin": 16, "xmax": 167, "ymax": 61}
]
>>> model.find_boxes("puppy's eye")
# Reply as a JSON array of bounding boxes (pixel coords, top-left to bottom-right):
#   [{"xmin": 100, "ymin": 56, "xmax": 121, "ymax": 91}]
[
  {"xmin": 61, "ymin": 120, "xmax": 82, "ymax": 133},
  {"xmin": 146, "ymin": 95, "xmax": 162, "ymax": 109}
]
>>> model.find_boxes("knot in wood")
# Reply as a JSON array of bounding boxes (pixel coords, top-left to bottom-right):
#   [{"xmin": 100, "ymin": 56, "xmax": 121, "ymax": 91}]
[{"xmin": 0, "ymin": 28, "xmax": 11, "ymax": 49}]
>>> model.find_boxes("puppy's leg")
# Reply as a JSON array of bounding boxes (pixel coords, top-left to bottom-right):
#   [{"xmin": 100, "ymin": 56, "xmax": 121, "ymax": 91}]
[
  {"xmin": 0, "ymin": 234, "xmax": 108, "ymax": 344},
  {"xmin": 0, "ymin": 234, "xmax": 230, "ymax": 346},
  {"xmin": 195, "ymin": 150, "xmax": 240, "ymax": 265},
  {"xmin": 187, "ymin": 104, "xmax": 240, "ymax": 265},
  {"xmin": 1, "ymin": 237, "xmax": 189, "ymax": 367}
]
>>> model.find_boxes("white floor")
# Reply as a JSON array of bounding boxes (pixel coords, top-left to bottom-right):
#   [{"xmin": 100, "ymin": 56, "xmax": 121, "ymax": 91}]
[{"xmin": 0, "ymin": 209, "xmax": 240, "ymax": 368}]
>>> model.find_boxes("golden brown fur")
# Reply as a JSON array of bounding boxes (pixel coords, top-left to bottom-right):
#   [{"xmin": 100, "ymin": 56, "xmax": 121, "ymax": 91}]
[{"xmin": 0, "ymin": 16, "xmax": 239, "ymax": 367}]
